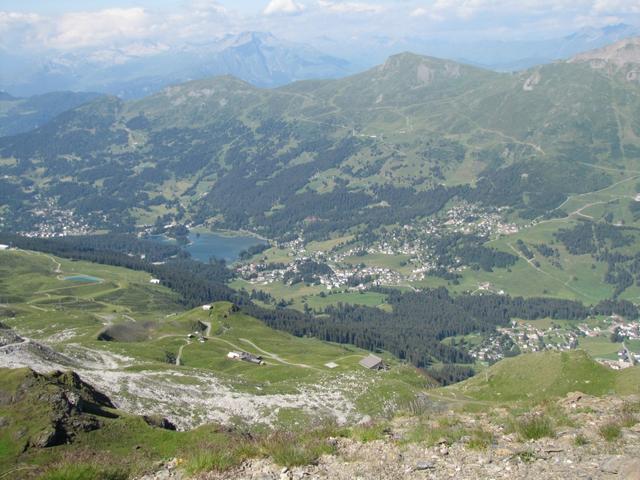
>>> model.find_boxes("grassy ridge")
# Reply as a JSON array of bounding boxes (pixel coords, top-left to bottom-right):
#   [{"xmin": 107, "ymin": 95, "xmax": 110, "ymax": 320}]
[{"xmin": 443, "ymin": 350, "xmax": 640, "ymax": 403}]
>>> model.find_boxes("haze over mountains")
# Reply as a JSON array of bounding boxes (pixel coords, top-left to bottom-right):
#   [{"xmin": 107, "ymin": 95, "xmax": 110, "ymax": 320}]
[
  {"xmin": 0, "ymin": 91, "xmax": 102, "ymax": 136},
  {"xmin": 344, "ymin": 23, "xmax": 640, "ymax": 72},
  {"xmin": 1, "ymin": 24, "xmax": 638, "ymax": 100},
  {"xmin": 0, "ymin": 31, "xmax": 354, "ymax": 99}
]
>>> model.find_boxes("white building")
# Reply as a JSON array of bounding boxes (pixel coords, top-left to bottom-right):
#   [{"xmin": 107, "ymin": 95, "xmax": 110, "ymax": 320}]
[{"xmin": 149, "ymin": 278, "xmax": 160, "ymax": 284}]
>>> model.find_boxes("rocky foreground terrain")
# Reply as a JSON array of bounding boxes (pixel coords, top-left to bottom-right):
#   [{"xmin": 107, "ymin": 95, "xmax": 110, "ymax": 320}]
[{"xmin": 143, "ymin": 392, "xmax": 640, "ymax": 480}]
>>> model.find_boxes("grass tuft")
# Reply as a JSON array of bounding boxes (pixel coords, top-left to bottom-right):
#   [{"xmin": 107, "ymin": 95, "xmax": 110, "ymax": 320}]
[
  {"xmin": 511, "ymin": 413, "xmax": 555, "ymax": 441},
  {"xmin": 598, "ymin": 421, "xmax": 622, "ymax": 442},
  {"xmin": 261, "ymin": 431, "xmax": 336, "ymax": 467},
  {"xmin": 184, "ymin": 446, "xmax": 252, "ymax": 474},
  {"xmin": 515, "ymin": 450, "xmax": 537, "ymax": 463},
  {"xmin": 573, "ymin": 433, "xmax": 589, "ymax": 446},
  {"xmin": 39, "ymin": 464, "xmax": 129, "ymax": 480},
  {"xmin": 402, "ymin": 417, "xmax": 467, "ymax": 446},
  {"xmin": 350, "ymin": 422, "xmax": 390, "ymax": 443},
  {"xmin": 620, "ymin": 401, "xmax": 639, "ymax": 427},
  {"xmin": 466, "ymin": 428, "xmax": 494, "ymax": 451}
]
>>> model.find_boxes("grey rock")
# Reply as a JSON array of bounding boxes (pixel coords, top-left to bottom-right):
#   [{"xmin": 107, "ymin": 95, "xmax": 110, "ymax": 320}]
[
  {"xmin": 601, "ymin": 455, "xmax": 625, "ymax": 474},
  {"xmin": 620, "ymin": 458, "xmax": 640, "ymax": 480},
  {"xmin": 415, "ymin": 461, "xmax": 436, "ymax": 471}
]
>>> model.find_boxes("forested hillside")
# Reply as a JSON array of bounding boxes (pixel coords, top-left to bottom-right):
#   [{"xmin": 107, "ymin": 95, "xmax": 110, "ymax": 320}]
[{"xmin": 1, "ymin": 40, "xmax": 639, "ymax": 238}]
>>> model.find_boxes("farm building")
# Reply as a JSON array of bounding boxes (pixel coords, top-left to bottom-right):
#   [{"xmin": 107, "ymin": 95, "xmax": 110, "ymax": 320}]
[
  {"xmin": 227, "ymin": 351, "xmax": 265, "ymax": 365},
  {"xmin": 149, "ymin": 278, "xmax": 160, "ymax": 284},
  {"xmin": 359, "ymin": 354, "xmax": 386, "ymax": 370},
  {"xmin": 202, "ymin": 304, "xmax": 212, "ymax": 311}
]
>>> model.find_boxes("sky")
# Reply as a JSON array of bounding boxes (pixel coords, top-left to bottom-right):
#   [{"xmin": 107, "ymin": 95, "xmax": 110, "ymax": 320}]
[{"xmin": 1, "ymin": 0, "xmax": 640, "ymax": 53}]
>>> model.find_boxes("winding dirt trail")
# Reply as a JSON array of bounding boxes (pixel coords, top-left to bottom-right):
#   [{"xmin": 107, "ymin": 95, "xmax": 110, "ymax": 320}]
[
  {"xmin": 238, "ymin": 338, "xmax": 317, "ymax": 369},
  {"xmin": 176, "ymin": 341, "xmax": 189, "ymax": 366},
  {"xmin": 203, "ymin": 321, "xmax": 212, "ymax": 337}
]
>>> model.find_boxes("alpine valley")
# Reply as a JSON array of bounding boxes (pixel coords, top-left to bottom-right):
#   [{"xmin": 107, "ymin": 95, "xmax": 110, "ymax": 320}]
[{"xmin": 1, "ymin": 34, "xmax": 640, "ymax": 480}]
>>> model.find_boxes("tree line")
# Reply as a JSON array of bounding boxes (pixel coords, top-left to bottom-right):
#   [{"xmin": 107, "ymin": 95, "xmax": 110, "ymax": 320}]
[{"xmin": 3, "ymin": 233, "xmax": 637, "ymax": 381}]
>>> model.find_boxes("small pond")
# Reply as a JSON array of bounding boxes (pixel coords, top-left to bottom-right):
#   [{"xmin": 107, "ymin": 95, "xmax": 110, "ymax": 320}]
[{"xmin": 63, "ymin": 275, "xmax": 102, "ymax": 283}]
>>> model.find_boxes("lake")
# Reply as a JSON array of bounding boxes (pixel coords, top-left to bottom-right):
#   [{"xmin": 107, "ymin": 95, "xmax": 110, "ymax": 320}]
[
  {"xmin": 64, "ymin": 274, "xmax": 102, "ymax": 283},
  {"xmin": 151, "ymin": 232, "xmax": 267, "ymax": 263}
]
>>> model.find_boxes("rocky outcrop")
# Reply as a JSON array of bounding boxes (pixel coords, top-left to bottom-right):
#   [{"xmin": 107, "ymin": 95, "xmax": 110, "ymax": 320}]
[
  {"xmin": 8, "ymin": 369, "xmax": 116, "ymax": 448},
  {"xmin": 143, "ymin": 414, "xmax": 177, "ymax": 431},
  {"xmin": 2, "ymin": 367, "xmax": 176, "ymax": 452},
  {"xmin": 189, "ymin": 392, "xmax": 640, "ymax": 480}
]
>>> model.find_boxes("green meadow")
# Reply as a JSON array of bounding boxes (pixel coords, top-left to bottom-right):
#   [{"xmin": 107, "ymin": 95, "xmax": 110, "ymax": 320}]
[{"xmin": 0, "ymin": 249, "xmax": 428, "ymax": 416}]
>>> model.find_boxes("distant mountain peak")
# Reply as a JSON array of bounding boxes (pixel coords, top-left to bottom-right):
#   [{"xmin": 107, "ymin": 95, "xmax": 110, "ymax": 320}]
[
  {"xmin": 566, "ymin": 23, "xmax": 637, "ymax": 41},
  {"xmin": 0, "ymin": 31, "xmax": 354, "ymax": 98},
  {"xmin": 376, "ymin": 52, "xmax": 481, "ymax": 86},
  {"xmin": 569, "ymin": 37, "xmax": 640, "ymax": 69}
]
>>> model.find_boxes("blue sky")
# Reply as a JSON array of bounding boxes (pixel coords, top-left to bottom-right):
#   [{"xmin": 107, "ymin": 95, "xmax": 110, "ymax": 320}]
[{"xmin": 1, "ymin": 0, "xmax": 639, "ymax": 53}]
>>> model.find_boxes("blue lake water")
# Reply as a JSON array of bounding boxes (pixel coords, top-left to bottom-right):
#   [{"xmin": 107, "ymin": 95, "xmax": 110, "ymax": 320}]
[
  {"xmin": 64, "ymin": 275, "xmax": 102, "ymax": 283},
  {"xmin": 152, "ymin": 232, "xmax": 267, "ymax": 263}
]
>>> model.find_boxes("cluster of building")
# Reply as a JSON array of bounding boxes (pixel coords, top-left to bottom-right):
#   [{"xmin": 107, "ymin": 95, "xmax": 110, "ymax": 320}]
[
  {"xmin": 470, "ymin": 320, "xmax": 579, "ymax": 363},
  {"xmin": 470, "ymin": 315, "xmax": 640, "ymax": 368},
  {"xmin": 442, "ymin": 203, "xmax": 519, "ymax": 237},
  {"xmin": 19, "ymin": 200, "xmax": 93, "ymax": 237},
  {"xmin": 339, "ymin": 203, "xmax": 519, "ymax": 282},
  {"xmin": 237, "ymin": 255, "xmax": 403, "ymax": 290},
  {"xmin": 576, "ymin": 315, "xmax": 640, "ymax": 343},
  {"xmin": 236, "ymin": 202, "xmax": 522, "ymax": 290}
]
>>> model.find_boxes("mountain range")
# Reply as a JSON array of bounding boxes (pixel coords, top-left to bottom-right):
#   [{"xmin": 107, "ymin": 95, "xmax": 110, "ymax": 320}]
[
  {"xmin": 2, "ymin": 25, "xmax": 638, "ymax": 100},
  {"xmin": 316, "ymin": 23, "xmax": 640, "ymax": 72},
  {"xmin": 1, "ymin": 37, "xmax": 639, "ymax": 239},
  {"xmin": 0, "ymin": 32, "xmax": 354, "ymax": 99}
]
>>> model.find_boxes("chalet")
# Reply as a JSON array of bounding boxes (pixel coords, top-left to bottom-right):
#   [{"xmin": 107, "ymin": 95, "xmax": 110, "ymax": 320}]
[
  {"xmin": 149, "ymin": 278, "xmax": 160, "ymax": 284},
  {"xmin": 227, "ymin": 351, "xmax": 265, "ymax": 365},
  {"xmin": 359, "ymin": 354, "xmax": 386, "ymax": 370}
]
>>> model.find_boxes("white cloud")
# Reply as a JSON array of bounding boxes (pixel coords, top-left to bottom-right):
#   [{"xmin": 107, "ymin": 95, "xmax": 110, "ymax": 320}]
[
  {"xmin": 189, "ymin": 0, "xmax": 227, "ymax": 14},
  {"xmin": 264, "ymin": 0, "xmax": 305, "ymax": 15},
  {"xmin": 410, "ymin": 0, "xmax": 585, "ymax": 20},
  {"xmin": 0, "ymin": 11, "xmax": 40, "ymax": 28},
  {"xmin": 0, "ymin": 3, "xmax": 235, "ymax": 52},
  {"xmin": 592, "ymin": 0, "xmax": 640, "ymax": 14},
  {"xmin": 317, "ymin": 1, "xmax": 385, "ymax": 14},
  {"xmin": 410, "ymin": 7, "xmax": 444, "ymax": 21},
  {"xmin": 2, "ymin": 0, "xmax": 640, "ymax": 56},
  {"xmin": 0, "ymin": 11, "xmax": 44, "ymax": 49},
  {"xmin": 48, "ymin": 8, "xmax": 153, "ymax": 49}
]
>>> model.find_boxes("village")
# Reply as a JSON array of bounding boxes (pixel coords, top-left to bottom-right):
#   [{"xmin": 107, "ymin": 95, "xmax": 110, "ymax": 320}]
[
  {"xmin": 16, "ymin": 198, "xmax": 93, "ymax": 238},
  {"xmin": 236, "ymin": 201, "xmax": 520, "ymax": 289},
  {"xmin": 469, "ymin": 315, "xmax": 640, "ymax": 369}
]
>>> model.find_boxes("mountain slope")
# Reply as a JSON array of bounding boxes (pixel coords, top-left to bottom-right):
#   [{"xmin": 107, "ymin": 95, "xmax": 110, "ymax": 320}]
[
  {"xmin": 0, "ymin": 40, "xmax": 639, "ymax": 238},
  {"xmin": 0, "ymin": 91, "xmax": 102, "ymax": 137},
  {"xmin": 444, "ymin": 350, "xmax": 640, "ymax": 403}
]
